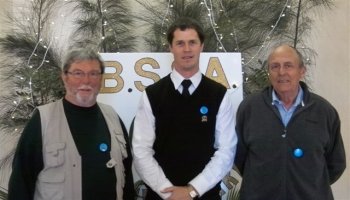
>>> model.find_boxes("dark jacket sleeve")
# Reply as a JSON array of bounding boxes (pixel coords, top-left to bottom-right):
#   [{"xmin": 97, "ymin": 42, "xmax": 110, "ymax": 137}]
[
  {"xmin": 119, "ymin": 118, "xmax": 136, "ymax": 200},
  {"xmin": 8, "ymin": 110, "xmax": 44, "ymax": 200},
  {"xmin": 234, "ymin": 101, "xmax": 248, "ymax": 175},
  {"xmin": 325, "ymin": 108, "xmax": 346, "ymax": 184}
]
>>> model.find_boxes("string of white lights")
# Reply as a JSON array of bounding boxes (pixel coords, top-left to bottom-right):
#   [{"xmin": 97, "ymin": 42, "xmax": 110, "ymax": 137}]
[
  {"xmin": 35, "ymin": 38, "xmax": 53, "ymax": 72},
  {"xmin": 100, "ymin": 4, "xmax": 122, "ymax": 52},
  {"xmin": 26, "ymin": 24, "xmax": 55, "ymax": 105},
  {"xmin": 12, "ymin": 0, "xmax": 68, "ymax": 117},
  {"xmin": 202, "ymin": 0, "xmax": 227, "ymax": 52},
  {"xmin": 160, "ymin": 0, "xmax": 173, "ymax": 37},
  {"xmin": 216, "ymin": 0, "xmax": 240, "ymax": 51},
  {"xmin": 244, "ymin": 0, "xmax": 290, "ymax": 66},
  {"xmin": 26, "ymin": 39, "xmax": 42, "ymax": 69}
]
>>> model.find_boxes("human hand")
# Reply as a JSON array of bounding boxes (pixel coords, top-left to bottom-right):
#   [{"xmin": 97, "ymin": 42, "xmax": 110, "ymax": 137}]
[{"xmin": 162, "ymin": 186, "xmax": 194, "ymax": 200}]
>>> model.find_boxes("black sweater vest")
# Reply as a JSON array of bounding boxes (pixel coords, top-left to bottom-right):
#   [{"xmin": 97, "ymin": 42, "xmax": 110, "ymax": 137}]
[{"xmin": 146, "ymin": 74, "xmax": 226, "ymax": 185}]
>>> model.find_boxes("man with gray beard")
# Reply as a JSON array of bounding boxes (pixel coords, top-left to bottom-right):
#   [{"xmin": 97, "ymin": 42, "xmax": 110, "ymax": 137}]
[{"xmin": 8, "ymin": 48, "xmax": 135, "ymax": 200}]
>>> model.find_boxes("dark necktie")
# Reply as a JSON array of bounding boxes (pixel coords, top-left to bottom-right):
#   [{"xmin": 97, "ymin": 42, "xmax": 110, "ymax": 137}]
[{"xmin": 181, "ymin": 79, "xmax": 192, "ymax": 97}]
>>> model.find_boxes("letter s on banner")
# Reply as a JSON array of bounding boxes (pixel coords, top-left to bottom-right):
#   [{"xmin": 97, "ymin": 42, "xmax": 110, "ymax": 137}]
[{"xmin": 134, "ymin": 57, "xmax": 161, "ymax": 92}]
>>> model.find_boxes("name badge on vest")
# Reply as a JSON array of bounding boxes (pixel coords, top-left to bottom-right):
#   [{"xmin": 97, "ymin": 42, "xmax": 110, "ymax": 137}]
[{"xmin": 200, "ymin": 106, "xmax": 208, "ymax": 122}]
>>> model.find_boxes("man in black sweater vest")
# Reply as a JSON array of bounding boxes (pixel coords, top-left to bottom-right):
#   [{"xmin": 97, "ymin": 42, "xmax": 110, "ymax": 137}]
[{"xmin": 132, "ymin": 17, "xmax": 237, "ymax": 200}]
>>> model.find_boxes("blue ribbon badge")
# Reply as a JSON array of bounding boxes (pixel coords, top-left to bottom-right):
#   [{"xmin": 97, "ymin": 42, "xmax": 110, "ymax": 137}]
[
  {"xmin": 200, "ymin": 106, "xmax": 208, "ymax": 122},
  {"xmin": 293, "ymin": 148, "xmax": 304, "ymax": 158},
  {"xmin": 99, "ymin": 143, "xmax": 108, "ymax": 152}
]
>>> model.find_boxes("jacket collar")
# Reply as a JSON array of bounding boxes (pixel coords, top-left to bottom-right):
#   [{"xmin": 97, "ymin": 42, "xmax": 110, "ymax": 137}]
[{"xmin": 263, "ymin": 81, "xmax": 311, "ymax": 106}]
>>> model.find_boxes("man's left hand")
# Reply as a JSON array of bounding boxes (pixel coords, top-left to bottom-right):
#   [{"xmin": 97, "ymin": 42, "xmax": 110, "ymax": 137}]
[{"xmin": 161, "ymin": 186, "xmax": 193, "ymax": 200}]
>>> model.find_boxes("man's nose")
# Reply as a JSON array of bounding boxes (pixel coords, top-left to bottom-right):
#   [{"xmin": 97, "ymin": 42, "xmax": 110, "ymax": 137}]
[
  {"xmin": 278, "ymin": 66, "xmax": 287, "ymax": 74},
  {"xmin": 81, "ymin": 74, "xmax": 92, "ymax": 82},
  {"xmin": 184, "ymin": 43, "xmax": 190, "ymax": 51}
]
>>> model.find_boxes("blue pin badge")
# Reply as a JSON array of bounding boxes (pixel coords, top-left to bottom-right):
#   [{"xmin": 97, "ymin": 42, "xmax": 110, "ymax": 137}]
[
  {"xmin": 293, "ymin": 148, "xmax": 304, "ymax": 158},
  {"xmin": 200, "ymin": 106, "xmax": 208, "ymax": 122},
  {"xmin": 99, "ymin": 143, "xmax": 108, "ymax": 152},
  {"xmin": 200, "ymin": 106, "xmax": 208, "ymax": 115}
]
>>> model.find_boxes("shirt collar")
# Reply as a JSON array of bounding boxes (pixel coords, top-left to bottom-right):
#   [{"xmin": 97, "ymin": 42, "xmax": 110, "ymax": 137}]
[
  {"xmin": 170, "ymin": 68, "xmax": 202, "ymax": 90},
  {"xmin": 272, "ymin": 86, "xmax": 304, "ymax": 107}
]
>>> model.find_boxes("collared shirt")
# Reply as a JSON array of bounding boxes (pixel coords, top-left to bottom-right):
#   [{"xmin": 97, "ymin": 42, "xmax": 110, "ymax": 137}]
[
  {"xmin": 272, "ymin": 87, "xmax": 304, "ymax": 127},
  {"xmin": 132, "ymin": 68, "xmax": 237, "ymax": 199},
  {"xmin": 170, "ymin": 69, "xmax": 202, "ymax": 95}
]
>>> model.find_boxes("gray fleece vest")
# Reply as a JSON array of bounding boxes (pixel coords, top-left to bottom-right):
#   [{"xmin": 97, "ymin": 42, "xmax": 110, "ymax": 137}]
[{"xmin": 34, "ymin": 99, "xmax": 127, "ymax": 200}]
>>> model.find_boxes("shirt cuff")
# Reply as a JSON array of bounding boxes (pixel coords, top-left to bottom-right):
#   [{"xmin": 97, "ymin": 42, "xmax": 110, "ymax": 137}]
[
  {"xmin": 155, "ymin": 179, "xmax": 173, "ymax": 199},
  {"xmin": 188, "ymin": 175, "xmax": 208, "ymax": 197}
]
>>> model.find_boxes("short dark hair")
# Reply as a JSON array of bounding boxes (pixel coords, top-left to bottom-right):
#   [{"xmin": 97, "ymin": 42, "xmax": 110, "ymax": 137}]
[
  {"xmin": 166, "ymin": 17, "xmax": 205, "ymax": 45},
  {"xmin": 62, "ymin": 48, "xmax": 105, "ymax": 74}
]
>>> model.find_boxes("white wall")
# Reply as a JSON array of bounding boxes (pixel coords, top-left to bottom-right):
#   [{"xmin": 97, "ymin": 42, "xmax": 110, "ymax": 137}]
[
  {"xmin": 0, "ymin": 0, "xmax": 10, "ymax": 36},
  {"xmin": 307, "ymin": 0, "xmax": 349, "ymax": 199},
  {"xmin": 0, "ymin": 0, "xmax": 11, "ymax": 97}
]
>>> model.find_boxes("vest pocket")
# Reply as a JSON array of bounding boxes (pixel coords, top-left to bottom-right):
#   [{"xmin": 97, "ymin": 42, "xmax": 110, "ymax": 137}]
[
  {"xmin": 36, "ymin": 143, "xmax": 65, "ymax": 200},
  {"xmin": 39, "ymin": 142, "xmax": 66, "ymax": 182},
  {"xmin": 45, "ymin": 143, "xmax": 65, "ymax": 167}
]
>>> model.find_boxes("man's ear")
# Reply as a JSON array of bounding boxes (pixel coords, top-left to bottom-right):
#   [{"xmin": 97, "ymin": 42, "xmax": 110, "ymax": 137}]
[
  {"xmin": 301, "ymin": 66, "xmax": 306, "ymax": 77},
  {"xmin": 168, "ymin": 44, "xmax": 172, "ymax": 52},
  {"xmin": 61, "ymin": 72, "xmax": 67, "ymax": 82}
]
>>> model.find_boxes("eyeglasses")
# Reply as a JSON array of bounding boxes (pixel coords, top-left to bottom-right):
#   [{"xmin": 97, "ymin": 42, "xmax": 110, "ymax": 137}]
[
  {"xmin": 66, "ymin": 70, "xmax": 102, "ymax": 79},
  {"xmin": 269, "ymin": 64, "xmax": 297, "ymax": 72}
]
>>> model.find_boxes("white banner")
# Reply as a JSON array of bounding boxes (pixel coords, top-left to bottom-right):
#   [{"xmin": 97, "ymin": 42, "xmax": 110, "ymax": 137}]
[{"xmin": 97, "ymin": 53, "xmax": 243, "ymax": 130}]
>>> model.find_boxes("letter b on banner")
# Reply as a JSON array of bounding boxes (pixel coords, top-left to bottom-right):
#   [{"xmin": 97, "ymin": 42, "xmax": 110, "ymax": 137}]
[{"xmin": 100, "ymin": 61, "xmax": 124, "ymax": 93}]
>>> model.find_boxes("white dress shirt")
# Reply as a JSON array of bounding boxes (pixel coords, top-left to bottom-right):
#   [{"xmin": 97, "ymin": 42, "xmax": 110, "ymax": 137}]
[{"xmin": 132, "ymin": 69, "xmax": 237, "ymax": 199}]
